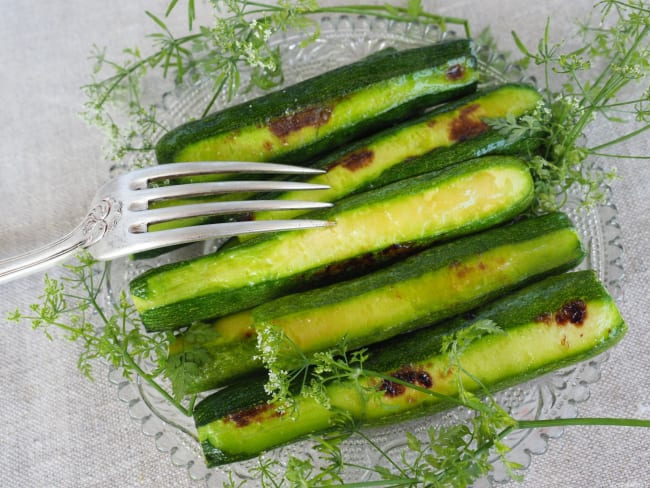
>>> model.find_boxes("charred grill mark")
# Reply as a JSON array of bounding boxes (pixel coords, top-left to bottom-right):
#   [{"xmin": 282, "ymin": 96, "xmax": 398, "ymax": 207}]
[
  {"xmin": 438, "ymin": 367, "xmax": 454, "ymax": 380},
  {"xmin": 449, "ymin": 260, "xmax": 467, "ymax": 277},
  {"xmin": 449, "ymin": 259, "xmax": 488, "ymax": 279},
  {"xmin": 535, "ymin": 300, "xmax": 587, "ymax": 327},
  {"xmin": 454, "ymin": 263, "xmax": 470, "ymax": 278},
  {"xmin": 555, "ymin": 299, "xmax": 587, "ymax": 326},
  {"xmin": 381, "ymin": 378, "xmax": 405, "ymax": 397},
  {"xmin": 446, "ymin": 63, "xmax": 465, "ymax": 80},
  {"xmin": 225, "ymin": 403, "xmax": 279, "ymax": 427},
  {"xmin": 449, "ymin": 104, "xmax": 489, "ymax": 142},
  {"xmin": 535, "ymin": 311, "xmax": 554, "ymax": 325},
  {"xmin": 328, "ymin": 149, "xmax": 375, "ymax": 172},
  {"xmin": 224, "ymin": 128, "xmax": 242, "ymax": 139},
  {"xmin": 380, "ymin": 366, "xmax": 433, "ymax": 398},
  {"xmin": 310, "ymin": 243, "xmax": 421, "ymax": 281},
  {"xmin": 269, "ymin": 106, "xmax": 333, "ymax": 139}
]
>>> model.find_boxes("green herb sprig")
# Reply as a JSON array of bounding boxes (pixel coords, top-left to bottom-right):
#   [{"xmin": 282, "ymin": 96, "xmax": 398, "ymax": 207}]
[
  {"xmin": 7, "ymin": 253, "xmax": 196, "ymax": 417},
  {"xmin": 491, "ymin": 0, "xmax": 649, "ymax": 211},
  {"xmin": 81, "ymin": 0, "xmax": 468, "ymax": 165}
]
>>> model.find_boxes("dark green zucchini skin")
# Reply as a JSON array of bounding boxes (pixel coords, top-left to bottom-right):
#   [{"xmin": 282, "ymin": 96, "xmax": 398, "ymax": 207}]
[
  {"xmin": 131, "ymin": 156, "xmax": 534, "ymax": 331},
  {"xmin": 155, "ymin": 40, "xmax": 478, "ymax": 164},
  {"xmin": 172, "ymin": 212, "xmax": 585, "ymax": 393},
  {"xmin": 194, "ymin": 270, "xmax": 626, "ymax": 466}
]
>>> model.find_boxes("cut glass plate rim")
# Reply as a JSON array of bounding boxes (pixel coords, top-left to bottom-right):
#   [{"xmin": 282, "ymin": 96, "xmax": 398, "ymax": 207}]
[{"xmin": 102, "ymin": 13, "xmax": 625, "ymax": 487}]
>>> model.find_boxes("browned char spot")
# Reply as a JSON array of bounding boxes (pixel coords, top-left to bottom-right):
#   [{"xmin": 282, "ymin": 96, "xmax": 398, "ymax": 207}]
[
  {"xmin": 535, "ymin": 312, "xmax": 554, "ymax": 325},
  {"xmin": 446, "ymin": 64, "xmax": 465, "ymax": 80},
  {"xmin": 311, "ymin": 243, "xmax": 420, "ymax": 281},
  {"xmin": 438, "ymin": 367, "xmax": 455, "ymax": 379},
  {"xmin": 555, "ymin": 299, "xmax": 587, "ymax": 326},
  {"xmin": 225, "ymin": 403, "xmax": 279, "ymax": 427},
  {"xmin": 454, "ymin": 264, "xmax": 470, "ymax": 278},
  {"xmin": 269, "ymin": 106, "xmax": 333, "ymax": 139},
  {"xmin": 449, "ymin": 104, "xmax": 489, "ymax": 142},
  {"xmin": 328, "ymin": 149, "xmax": 375, "ymax": 172},
  {"xmin": 380, "ymin": 366, "xmax": 433, "ymax": 398},
  {"xmin": 449, "ymin": 260, "xmax": 482, "ymax": 279}
]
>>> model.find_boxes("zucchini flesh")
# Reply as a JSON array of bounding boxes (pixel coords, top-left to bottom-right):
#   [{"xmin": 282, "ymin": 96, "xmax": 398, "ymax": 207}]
[
  {"xmin": 155, "ymin": 40, "xmax": 478, "ymax": 165},
  {"xmin": 130, "ymin": 156, "xmax": 535, "ymax": 331},
  {"xmin": 193, "ymin": 270, "xmax": 626, "ymax": 466},
  {"xmin": 170, "ymin": 212, "xmax": 585, "ymax": 393},
  {"xmin": 252, "ymin": 83, "xmax": 542, "ymax": 222}
]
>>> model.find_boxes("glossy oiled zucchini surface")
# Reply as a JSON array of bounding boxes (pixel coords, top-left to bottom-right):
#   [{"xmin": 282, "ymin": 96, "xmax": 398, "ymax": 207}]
[
  {"xmin": 155, "ymin": 40, "xmax": 478, "ymax": 165},
  {"xmin": 131, "ymin": 156, "xmax": 534, "ymax": 330},
  {"xmin": 253, "ymin": 83, "xmax": 542, "ymax": 221},
  {"xmin": 194, "ymin": 270, "xmax": 626, "ymax": 466},
  {"xmin": 170, "ymin": 212, "xmax": 584, "ymax": 393}
]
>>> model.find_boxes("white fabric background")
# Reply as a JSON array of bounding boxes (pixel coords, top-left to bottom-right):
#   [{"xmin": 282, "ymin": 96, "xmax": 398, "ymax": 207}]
[{"xmin": 0, "ymin": 1, "xmax": 648, "ymax": 486}]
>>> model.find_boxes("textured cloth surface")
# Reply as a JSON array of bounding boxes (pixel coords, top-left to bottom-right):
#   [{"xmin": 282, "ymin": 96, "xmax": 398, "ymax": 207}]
[{"xmin": 0, "ymin": 1, "xmax": 648, "ymax": 487}]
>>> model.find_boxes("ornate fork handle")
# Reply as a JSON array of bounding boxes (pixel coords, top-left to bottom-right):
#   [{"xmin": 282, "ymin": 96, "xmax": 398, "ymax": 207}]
[
  {"xmin": 0, "ymin": 198, "xmax": 122, "ymax": 284},
  {"xmin": 0, "ymin": 162, "xmax": 331, "ymax": 285}
]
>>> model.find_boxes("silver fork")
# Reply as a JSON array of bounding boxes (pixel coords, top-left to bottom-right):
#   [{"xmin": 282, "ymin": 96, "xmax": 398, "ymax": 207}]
[{"xmin": 0, "ymin": 161, "xmax": 333, "ymax": 284}]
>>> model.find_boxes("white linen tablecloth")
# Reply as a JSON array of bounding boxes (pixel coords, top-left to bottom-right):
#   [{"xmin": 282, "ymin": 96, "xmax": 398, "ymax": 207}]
[{"xmin": 1, "ymin": 1, "xmax": 648, "ymax": 486}]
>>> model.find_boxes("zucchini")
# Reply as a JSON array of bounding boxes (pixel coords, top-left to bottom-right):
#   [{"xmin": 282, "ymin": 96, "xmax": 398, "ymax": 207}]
[
  {"xmin": 155, "ymin": 40, "xmax": 478, "ymax": 165},
  {"xmin": 170, "ymin": 212, "xmax": 585, "ymax": 393},
  {"xmin": 252, "ymin": 83, "xmax": 542, "ymax": 222},
  {"xmin": 148, "ymin": 83, "xmax": 542, "ymax": 255},
  {"xmin": 130, "ymin": 155, "xmax": 535, "ymax": 331},
  {"xmin": 194, "ymin": 270, "xmax": 627, "ymax": 466}
]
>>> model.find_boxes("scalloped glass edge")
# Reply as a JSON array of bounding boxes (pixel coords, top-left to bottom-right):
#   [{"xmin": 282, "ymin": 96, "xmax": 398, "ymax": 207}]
[{"xmin": 102, "ymin": 14, "xmax": 626, "ymax": 487}]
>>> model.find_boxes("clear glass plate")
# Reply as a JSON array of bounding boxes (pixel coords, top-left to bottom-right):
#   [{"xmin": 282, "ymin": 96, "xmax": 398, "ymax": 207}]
[{"xmin": 102, "ymin": 15, "xmax": 625, "ymax": 486}]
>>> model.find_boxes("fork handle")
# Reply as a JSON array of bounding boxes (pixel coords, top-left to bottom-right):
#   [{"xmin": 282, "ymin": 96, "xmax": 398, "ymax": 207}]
[
  {"xmin": 0, "ymin": 199, "xmax": 117, "ymax": 285},
  {"xmin": 0, "ymin": 226, "xmax": 88, "ymax": 285}
]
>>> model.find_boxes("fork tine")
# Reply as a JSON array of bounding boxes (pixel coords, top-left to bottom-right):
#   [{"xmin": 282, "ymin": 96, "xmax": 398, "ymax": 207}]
[
  {"xmin": 128, "ymin": 200, "xmax": 333, "ymax": 232},
  {"xmin": 129, "ymin": 181, "xmax": 330, "ymax": 211},
  {"xmin": 121, "ymin": 219, "xmax": 334, "ymax": 257},
  {"xmin": 128, "ymin": 162, "xmax": 325, "ymax": 189}
]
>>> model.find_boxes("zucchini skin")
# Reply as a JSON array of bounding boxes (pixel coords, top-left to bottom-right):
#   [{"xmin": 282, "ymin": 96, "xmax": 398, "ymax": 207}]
[
  {"xmin": 130, "ymin": 156, "xmax": 535, "ymax": 331},
  {"xmin": 170, "ymin": 212, "xmax": 585, "ymax": 393},
  {"xmin": 194, "ymin": 270, "xmax": 627, "ymax": 466},
  {"xmin": 155, "ymin": 40, "xmax": 478, "ymax": 165}
]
